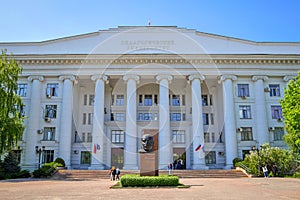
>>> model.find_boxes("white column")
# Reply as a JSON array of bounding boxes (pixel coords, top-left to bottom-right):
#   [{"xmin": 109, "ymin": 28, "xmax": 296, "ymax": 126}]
[
  {"xmin": 24, "ymin": 76, "xmax": 44, "ymax": 170},
  {"xmin": 188, "ymin": 74, "xmax": 207, "ymax": 169},
  {"xmin": 90, "ymin": 74, "xmax": 108, "ymax": 169},
  {"xmin": 252, "ymin": 76, "xmax": 269, "ymax": 145},
  {"xmin": 59, "ymin": 75, "xmax": 76, "ymax": 168},
  {"xmin": 220, "ymin": 75, "xmax": 238, "ymax": 168},
  {"xmin": 123, "ymin": 75, "xmax": 140, "ymax": 170},
  {"xmin": 156, "ymin": 75, "xmax": 173, "ymax": 169}
]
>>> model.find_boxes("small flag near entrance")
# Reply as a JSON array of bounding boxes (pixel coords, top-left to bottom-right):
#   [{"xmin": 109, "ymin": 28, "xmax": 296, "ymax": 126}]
[
  {"xmin": 195, "ymin": 144, "xmax": 202, "ymax": 151},
  {"xmin": 93, "ymin": 144, "xmax": 97, "ymax": 154}
]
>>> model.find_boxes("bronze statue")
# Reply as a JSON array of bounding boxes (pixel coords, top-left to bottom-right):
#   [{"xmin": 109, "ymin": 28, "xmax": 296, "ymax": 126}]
[{"xmin": 140, "ymin": 134, "xmax": 154, "ymax": 152}]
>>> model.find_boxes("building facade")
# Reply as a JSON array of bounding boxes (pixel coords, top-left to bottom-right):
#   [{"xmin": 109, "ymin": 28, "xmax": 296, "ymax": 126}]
[{"xmin": 1, "ymin": 26, "xmax": 300, "ymax": 171}]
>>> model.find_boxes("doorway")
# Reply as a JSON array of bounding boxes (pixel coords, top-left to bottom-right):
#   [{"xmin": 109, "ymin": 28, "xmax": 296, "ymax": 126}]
[
  {"xmin": 111, "ymin": 148, "xmax": 124, "ymax": 169},
  {"xmin": 173, "ymin": 148, "xmax": 186, "ymax": 169}
]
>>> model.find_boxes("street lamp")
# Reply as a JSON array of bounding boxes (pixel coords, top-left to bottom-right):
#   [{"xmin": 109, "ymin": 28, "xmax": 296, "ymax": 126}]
[
  {"xmin": 35, "ymin": 146, "xmax": 45, "ymax": 169},
  {"xmin": 252, "ymin": 145, "xmax": 262, "ymax": 175}
]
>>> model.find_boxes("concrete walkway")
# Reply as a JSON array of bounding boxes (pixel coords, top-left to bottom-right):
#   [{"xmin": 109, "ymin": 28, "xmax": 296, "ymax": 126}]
[{"xmin": 1, "ymin": 177, "xmax": 300, "ymax": 200}]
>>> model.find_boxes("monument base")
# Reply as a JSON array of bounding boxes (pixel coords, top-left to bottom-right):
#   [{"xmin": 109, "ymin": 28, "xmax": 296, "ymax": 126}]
[{"xmin": 139, "ymin": 152, "xmax": 158, "ymax": 176}]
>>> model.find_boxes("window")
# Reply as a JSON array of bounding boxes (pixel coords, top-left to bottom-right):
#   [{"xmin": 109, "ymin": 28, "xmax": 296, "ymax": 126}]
[
  {"xmin": 139, "ymin": 95, "xmax": 143, "ymax": 106},
  {"xmin": 89, "ymin": 95, "xmax": 95, "ymax": 106},
  {"xmin": 43, "ymin": 127, "xmax": 55, "ymax": 141},
  {"xmin": 144, "ymin": 113, "xmax": 152, "ymax": 121},
  {"xmin": 12, "ymin": 150, "xmax": 21, "ymax": 163},
  {"xmin": 111, "ymin": 95, "xmax": 115, "ymax": 106},
  {"xmin": 46, "ymin": 83, "xmax": 58, "ymax": 97},
  {"xmin": 88, "ymin": 113, "xmax": 93, "ymax": 125},
  {"xmin": 211, "ymin": 132, "xmax": 215, "ymax": 143},
  {"xmin": 45, "ymin": 105, "xmax": 57, "ymax": 118},
  {"xmin": 80, "ymin": 151, "xmax": 91, "ymax": 165},
  {"xmin": 182, "ymin": 95, "xmax": 185, "ymax": 106},
  {"xmin": 204, "ymin": 132, "xmax": 210, "ymax": 143},
  {"xmin": 205, "ymin": 151, "xmax": 216, "ymax": 164},
  {"xmin": 241, "ymin": 127, "xmax": 253, "ymax": 141},
  {"xmin": 144, "ymin": 94, "xmax": 153, "ymax": 106},
  {"xmin": 83, "ymin": 94, "xmax": 87, "ymax": 106},
  {"xmin": 17, "ymin": 84, "xmax": 27, "ymax": 97},
  {"xmin": 83, "ymin": 113, "xmax": 87, "ymax": 125},
  {"xmin": 43, "ymin": 150, "xmax": 54, "ymax": 164},
  {"xmin": 172, "ymin": 95, "xmax": 180, "ymax": 106},
  {"xmin": 16, "ymin": 105, "xmax": 25, "ymax": 117},
  {"xmin": 112, "ymin": 130, "xmax": 125, "ymax": 143},
  {"xmin": 269, "ymin": 84, "xmax": 280, "ymax": 97},
  {"xmin": 239, "ymin": 105, "xmax": 251, "ymax": 119},
  {"xmin": 237, "ymin": 84, "xmax": 249, "ymax": 97},
  {"xmin": 172, "ymin": 130, "xmax": 185, "ymax": 143},
  {"xmin": 82, "ymin": 133, "xmax": 86, "ymax": 142},
  {"xmin": 274, "ymin": 127, "xmax": 284, "ymax": 141},
  {"xmin": 209, "ymin": 95, "xmax": 213, "ymax": 105},
  {"xmin": 203, "ymin": 113, "xmax": 209, "ymax": 125},
  {"xmin": 154, "ymin": 94, "xmax": 158, "ymax": 105},
  {"xmin": 271, "ymin": 106, "xmax": 283, "ymax": 119},
  {"xmin": 202, "ymin": 95, "xmax": 208, "ymax": 106},
  {"xmin": 171, "ymin": 113, "xmax": 181, "ymax": 121},
  {"xmin": 210, "ymin": 113, "xmax": 214, "ymax": 125},
  {"xmin": 115, "ymin": 113, "xmax": 125, "ymax": 121},
  {"xmin": 116, "ymin": 95, "xmax": 124, "ymax": 106},
  {"xmin": 87, "ymin": 132, "xmax": 92, "ymax": 143}
]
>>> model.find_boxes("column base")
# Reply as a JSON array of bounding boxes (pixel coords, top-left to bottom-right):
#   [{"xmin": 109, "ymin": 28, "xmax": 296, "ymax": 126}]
[
  {"xmin": 89, "ymin": 164, "xmax": 105, "ymax": 170},
  {"xmin": 192, "ymin": 164, "xmax": 209, "ymax": 170}
]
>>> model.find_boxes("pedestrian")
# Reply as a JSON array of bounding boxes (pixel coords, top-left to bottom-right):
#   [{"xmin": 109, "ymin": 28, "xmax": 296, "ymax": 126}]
[
  {"xmin": 272, "ymin": 164, "xmax": 277, "ymax": 177},
  {"xmin": 116, "ymin": 167, "xmax": 121, "ymax": 180},
  {"xmin": 168, "ymin": 162, "xmax": 173, "ymax": 175},
  {"xmin": 262, "ymin": 165, "xmax": 268, "ymax": 178},
  {"xmin": 109, "ymin": 166, "xmax": 116, "ymax": 181}
]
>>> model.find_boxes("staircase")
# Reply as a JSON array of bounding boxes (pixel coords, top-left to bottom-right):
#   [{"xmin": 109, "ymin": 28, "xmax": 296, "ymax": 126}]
[{"xmin": 52, "ymin": 169, "xmax": 248, "ymax": 180}]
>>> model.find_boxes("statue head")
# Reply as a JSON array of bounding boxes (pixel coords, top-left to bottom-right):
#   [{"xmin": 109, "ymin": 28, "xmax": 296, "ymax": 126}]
[{"xmin": 141, "ymin": 134, "xmax": 154, "ymax": 152}]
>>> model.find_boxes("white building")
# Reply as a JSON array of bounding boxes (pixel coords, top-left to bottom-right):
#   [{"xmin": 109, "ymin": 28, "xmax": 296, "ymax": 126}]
[{"xmin": 1, "ymin": 26, "xmax": 299, "ymax": 171}]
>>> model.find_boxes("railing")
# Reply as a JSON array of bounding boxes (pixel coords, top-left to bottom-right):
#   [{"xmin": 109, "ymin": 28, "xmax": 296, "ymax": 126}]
[
  {"xmin": 46, "ymin": 167, "xmax": 58, "ymax": 176},
  {"xmin": 236, "ymin": 162, "xmax": 252, "ymax": 175}
]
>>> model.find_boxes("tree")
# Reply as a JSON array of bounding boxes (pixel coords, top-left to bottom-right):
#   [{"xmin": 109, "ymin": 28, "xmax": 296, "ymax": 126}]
[
  {"xmin": 280, "ymin": 72, "xmax": 300, "ymax": 154},
  {"xmin": 0, "ymin": 50, "xmax": 24, "ymax": 155}
]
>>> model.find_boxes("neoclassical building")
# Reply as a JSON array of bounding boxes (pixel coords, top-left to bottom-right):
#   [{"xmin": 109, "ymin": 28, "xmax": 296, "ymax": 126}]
[{"xmin": 1, "ymin": 26, "xmax": 299, "ymax": 171}]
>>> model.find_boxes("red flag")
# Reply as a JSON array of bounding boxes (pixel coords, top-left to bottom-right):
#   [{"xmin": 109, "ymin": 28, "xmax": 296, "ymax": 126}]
[
  {"xmin": 195, "ymin": 144, "xmax": 202, "ymax": 151},
  {"xmin": 93, "ymin": 144, "xmax": 97, "ymax": 154}
]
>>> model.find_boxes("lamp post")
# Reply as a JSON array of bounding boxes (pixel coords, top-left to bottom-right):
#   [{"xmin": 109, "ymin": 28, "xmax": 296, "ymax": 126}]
[
  {"xmin": 35, "ymin": 146, "xmax": 45, "ymax": 169},
  {"xmin": 252, "ymin": 145, "xmax": 262, "ymax": 175}
]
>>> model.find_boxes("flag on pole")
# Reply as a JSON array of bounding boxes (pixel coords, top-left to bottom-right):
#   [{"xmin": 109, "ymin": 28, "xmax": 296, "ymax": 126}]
[
  {"xmin": 93, "ymin": 144, "xmax": 97, "ymax": 154},
  {"xmin": 195, "ymin": 144, "xmax": 202, "ymax": 151}
]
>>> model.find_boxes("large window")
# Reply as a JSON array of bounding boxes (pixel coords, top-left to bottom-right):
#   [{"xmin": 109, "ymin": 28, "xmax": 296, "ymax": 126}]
[
  {"xmin": 88, "ymin": 113, "xmax": 93, "ymax": 125},
  {"xmin": 241, "ymin": 127, "xmax": 253, "ymax": 141},
  {"xmin": 239, "ymin": 105, "xmax": 251, "ymax": 119},
  {"xmin": 43, "ymin": 127, "xmax": 55, "ymax": 141},
  {"xmin": 203, "ymin": 113, "xmax": 209, "ymax": 125},
  {"xmin": 115, "ymin": 113, "xmax": 125, "ymax": 121},
  {"xmin": 237, "ymin": 84, "xmax": 250, "ymax": 97},
  {"xmin": 271, "ymin": 106, "xmax": 283, "ymax": 119},
  {"xmin": 269, "ymin": 84, "xmax": 280, "ymax": 97},
  {"xmin": 80, "ymin": 151, "xmax": 91, "ymax": 165},
  {"xmin": 43, "ymin": 150, "xmax": 54, "ymax": 163},
  {"xmin": 112, "ymin": 130, "xmax": 125, "ymax": 143},
  {"xmin": 116, "ymin": 95, "xmax": 124, "ymax": 106},
  {"xmin": 171, "ymin": 113, "xmax": 181, "ymax": 121},
  {"xmin": 17, "ymin": 83, "xmax": 28, "ymax": 97},
  {"xmin": 172, "ymin": 130, "xmax": 185, "ymax": 143},
  {"xmin": 204, "ymin": 132, "xmax": 210, "ymax": 143},
  {"xmin": 87, "ymin": 132, "xmax": 92, "ymax": 143},
  {"xmin": 205, "ymin": 151, "xmax": 216, "ymax": 164},
  {"xmin": 144, "ymin": 95, "xmax": 153, "ymax": 106},
  {"xmin": 202, "ymin": 95, "xmax": 208, "ymax": 106},
  {"xmin": 274, "ymin": 127, "xmax": 284, "ymax": 141},
  {"xmin": 45, "ymin": 105, "xmax": 57, "ymax": 119},
  {"xmin": 89, "ymin": 95, "xmax": 95, "ymax": 106},
  {"xmin": 172, "ymin": 95, "xmax": 180, "ymax": 106},
  {"xmin": 46, "ymin": 83, "xmax": 58, "ymax": 97}
]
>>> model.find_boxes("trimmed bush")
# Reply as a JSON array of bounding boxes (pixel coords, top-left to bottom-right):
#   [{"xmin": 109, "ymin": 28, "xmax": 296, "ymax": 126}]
[
  {"xmin": 233, "ymin": 157, "xmax": 243, "ymax": 167},
  {"xmin": 120, "ymin": 174, "xmax": 179, "ymax": 187},
  {"xmin": 54, "ymin": 157, "xmax": 65, "ymax": 167}
]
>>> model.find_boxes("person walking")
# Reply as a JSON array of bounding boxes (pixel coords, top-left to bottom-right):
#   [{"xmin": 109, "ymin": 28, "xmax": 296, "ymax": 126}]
[
  {"xmin": 116, "ymin": 167, "xmax": 121, "ymax": 180},
  {"xmin": 262, "ymin": 165, "xmax": 268, "ymax": 178},
  {"xmin": 168, "ymin": 162, "xmax": 173, "ymax": 175}
]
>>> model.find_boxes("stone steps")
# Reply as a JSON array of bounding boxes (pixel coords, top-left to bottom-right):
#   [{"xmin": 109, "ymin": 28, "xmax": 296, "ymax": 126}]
[{"xmin": 52, "ymin": 169, "xmax": 248, "ymax": 180}]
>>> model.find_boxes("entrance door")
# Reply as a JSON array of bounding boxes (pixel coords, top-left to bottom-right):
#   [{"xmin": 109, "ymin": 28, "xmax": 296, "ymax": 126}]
[
  {"xmin": 111, "ymin": 148, "xmax": 124, "ymax": 169},
  {"xmin": 173, "ymin": 148, "xmax": 186, "ymax": 169}
]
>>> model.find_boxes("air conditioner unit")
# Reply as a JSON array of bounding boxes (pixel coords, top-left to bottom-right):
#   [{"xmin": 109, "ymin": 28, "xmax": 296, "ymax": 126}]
[
  {"xmin": 264, "ymin": 87, "xmax": 270, "ymax": 92},
  {"xmin": 241, "ymin": 95, "xmax": 247, "ymax": 99},
  {"xmin": 268, "ymin": 127, "xmax": 275, "ymax": 131},
  {"xmin": 37, "ymin": 129, "xmax": 44, "ymax": 134},
  {"xmin": 237, "ymin": 128, "xmax": 243, "ymax": 132},
  {"xmin": 277, "ymin": 118, "xmax": 283, "ymax": 122},
  {"xmin": 45, "ymin": 117, "xmax": 51, "ymax": 122},
  {"xmin": 73, "ymin": 150, "xmax": 79, "ymax": 154},
  {"xmin": 46, "ymin": 93, "xmax": 51, "ymax": 98}
]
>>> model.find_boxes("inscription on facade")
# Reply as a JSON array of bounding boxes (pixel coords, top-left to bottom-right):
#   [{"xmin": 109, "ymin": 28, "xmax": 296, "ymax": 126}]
[{"xmin": 121, "ymin": 40, "xmax": 174, "ymax": 50}]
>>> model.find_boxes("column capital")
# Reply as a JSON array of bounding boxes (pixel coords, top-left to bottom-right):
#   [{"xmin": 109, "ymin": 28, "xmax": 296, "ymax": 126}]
[
  {"xmin": 28, "ymin": 75, "xmax": 44, "ymax": 82},
  {"xmin": 252, "ymin": 75, "xmax": 269, "ymax": 82},
  {"xmin": 188, "ymin": 74, "xmax": 205, "ymax": 82},
  {"xmin": 219, "ymin": 75, "xmax": 237, "ymax": 82},
  {"xmin": 123, "ymin": 74, "xmax": 140, "ymax": 83},
  {"xmin": 59, "ymin": 75, "xmax": 77, "ymax": 82},
  {"xmin": 283, "ymin": 75, "xmax": 296, "ymax": 82},
  {"xmin": 156, "ymin": 75, "xmax": 173, "ymax": 83},
  {"xmin": 91, "ymin": 74, "xmax": 109, "ymax": 83}
]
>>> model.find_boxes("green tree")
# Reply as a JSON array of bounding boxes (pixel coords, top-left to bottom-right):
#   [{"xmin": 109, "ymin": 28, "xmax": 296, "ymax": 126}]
[
  {"xmin": 0, "ymin": 50, "xmax": 24, "ymax": 155},
  {"xmin": 280, "ymin": 72, "xmax": 300, "ymax": 154}
]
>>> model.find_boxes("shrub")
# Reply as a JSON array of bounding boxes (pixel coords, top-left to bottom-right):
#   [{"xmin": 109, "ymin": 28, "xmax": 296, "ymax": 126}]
[
  {"xmin": 16, "ymin": 170, "xmax": 31, "ymax": 178},
  {"xmin": 233, "ymin": 157, "xmax": 243, "ymax": 167},
  {"xmin": 120, "ymin": 174, "xmax": 179, "ymax": 187},
  {"xmin": 54, "ymin": 157, "xmax": 65, "ymax": 167}
]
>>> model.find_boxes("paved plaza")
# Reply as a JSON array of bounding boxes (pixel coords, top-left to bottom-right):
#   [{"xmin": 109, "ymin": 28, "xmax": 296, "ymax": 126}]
[{"xmin": 1, "ymin": 177, "xmax": 300, "ymax": 200}]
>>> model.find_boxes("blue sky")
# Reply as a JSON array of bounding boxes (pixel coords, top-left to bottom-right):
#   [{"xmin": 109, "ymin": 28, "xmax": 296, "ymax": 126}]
[{"xmin": 1, "ymin": 0, "xmax": 300, "ymax": 42}]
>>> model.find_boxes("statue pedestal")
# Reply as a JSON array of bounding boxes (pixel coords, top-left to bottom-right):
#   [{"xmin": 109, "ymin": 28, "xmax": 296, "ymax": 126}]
[{"xmin": 139, "ymin": 152, "xmax": 158, "ymax": 176}]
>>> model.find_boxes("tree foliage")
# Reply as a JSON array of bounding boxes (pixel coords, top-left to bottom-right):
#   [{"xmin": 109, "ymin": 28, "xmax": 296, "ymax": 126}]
[
  {"xmin": 0, "ymin": 50, "xmax": 24, "ymax": 154},
  {"xmin": 280, "ymin": 72, "xmax": 300, "ymax": 154}
]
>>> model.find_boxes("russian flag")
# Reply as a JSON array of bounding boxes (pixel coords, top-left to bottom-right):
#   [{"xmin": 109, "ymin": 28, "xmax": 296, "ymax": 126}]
[
  {"xmin": 93, "ymin": 144, "xmax": 97, "ymax": 154},
  {"xmin": 195, "ymin": 144, "xmax": 202, "ymax": 151}
]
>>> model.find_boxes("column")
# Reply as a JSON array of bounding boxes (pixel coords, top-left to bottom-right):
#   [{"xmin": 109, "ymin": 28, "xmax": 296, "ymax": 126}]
[
  {"xmin": 188, "ymin": 74, "xmax": 207, "ymax": 169},
  {"xmin": 59, "ymin": 75, "xmax": 76, "ymax": 168},
  {"xmin": 90, "ymin": 74, "xmax": 108, "ymax": 169},
  {"xmin": 252, "ymin": 76, "xmax": 269, "ymax": 145},
  {"xmin": 156, "ymin": 75, "xmax": 173, "ymax": 169},
  {"xmin": 24, "ymin": 76, "xmax": 44, "ymax": 170},
  {"xmin": 220, "ymin": 75, "xmax": 238, "ymax": 168},
  {"xmin": 123, "ymin": 75, "xmax": 140, "ymax": 170}
]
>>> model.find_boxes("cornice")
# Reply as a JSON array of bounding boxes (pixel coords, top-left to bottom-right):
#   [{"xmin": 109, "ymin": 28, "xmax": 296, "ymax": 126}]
[{"xmin": 9, "ymin": 54, "xmax": 300, "ymax": 65}]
